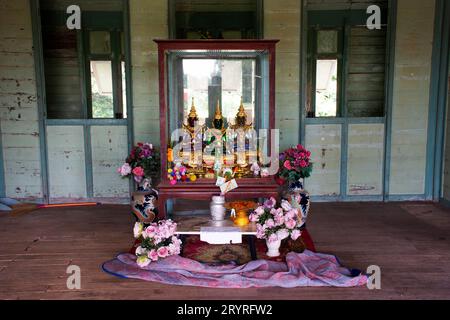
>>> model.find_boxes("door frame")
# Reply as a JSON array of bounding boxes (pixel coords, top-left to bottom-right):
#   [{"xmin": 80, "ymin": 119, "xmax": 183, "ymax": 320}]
[
  {"xmin": 299, "ymin": 0, "xmax": 398, "ymax": 202},
  {"xmin": 427, "ymin": 0, "xmax": 450, "ymax": 202},
  {"xmin": 29, "ymin": 0, "xmax": 134, "ymax": 203}
]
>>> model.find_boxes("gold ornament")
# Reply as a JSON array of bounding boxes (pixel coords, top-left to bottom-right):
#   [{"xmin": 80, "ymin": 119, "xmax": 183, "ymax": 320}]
[
  {"xmin": 231, "ymin": 97, "xmax": 253, "ymax": 130},
  {"xmin": 188, "ymin": 97, "xmax": 198, "ymax": 119},
  {"xmin": 214, "ymin": 99, "xmax": 223, "ymax": 120}
]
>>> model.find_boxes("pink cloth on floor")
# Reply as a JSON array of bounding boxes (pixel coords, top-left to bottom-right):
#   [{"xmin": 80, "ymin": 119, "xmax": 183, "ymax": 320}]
[{"xmin": 102, "ymin": 250, "xmax": 368, "ymax": 288}]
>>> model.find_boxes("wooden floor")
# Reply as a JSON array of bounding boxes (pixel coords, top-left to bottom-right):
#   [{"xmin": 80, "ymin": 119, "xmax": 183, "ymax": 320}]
[{"xmin": 1, "ymin": 202, "xmax": 450, "ymax": 300}]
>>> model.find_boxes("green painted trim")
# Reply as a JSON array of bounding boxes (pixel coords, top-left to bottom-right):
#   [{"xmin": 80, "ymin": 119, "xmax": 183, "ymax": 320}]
[
  {"xmin": 84, "ymin": 124, "xmax": 93, "ymax": 198},
  {"xmin": 256, "ymin": 0, "xmax": 264, "ymax": 39},
  {"xmin": 124, "ymin": 0, "xmax": 135, "ymax": 194},
  {"xmin": 426, "ymin": 0, "xmax": 450, "ymax": 201},
  {"xmin": 299, "ymin": 0, "xmax": 307, "ymax": 146},
  {"xmin": 302, "ymin": 3, "xmax": 396, "ymax": 202},
  {"xmin": 340, "ymin": 23, "xmax": 350, "ymax": 199},
  {"xmin": 313, "ymin": 194, "xmax": 427, "ymax": 203},
  {"xmin": 168, "ymin": 0, "xmax": 176, "ymax": 39},
  {"xmin": 0, "ymin": 121, "xmax": 5, "ymax": 198},
  {"xmin": 111, "ymin": 29, "xmax": 121, "ymax": 117},
  {"xmin": 46, "ymin": 119, "xmax": 128, "ymax": 126},
  {"xmin": 311, "ymin": 195, "xmax": 383, "ymax": 202},
  {"xmin": 305, "ymin": 117, "xmax": 385, "ymax": 125},
  {"xmin": 382, "ymin": 0, "xmax": 398, "ymax": 202},
  {"xmin": 385, "ymin": 194, "xmax": 427, "ymax": 202},
  {"xmin": 30, "ymin": 0, "xmax": 50, "ymax": 203}
]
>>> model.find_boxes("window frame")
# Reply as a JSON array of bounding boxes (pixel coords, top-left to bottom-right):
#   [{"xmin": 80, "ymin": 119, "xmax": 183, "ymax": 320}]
[
  {"xmin": 306, "ymin": 9, "xmax": 388, "ymax": 119},
  {"xmin": 308, "ymin": 26, "xmax": 344, "ymax": 118},
  {"xmin": 84, "ymin": 28, "xmax": 125, "ymax": 119}
]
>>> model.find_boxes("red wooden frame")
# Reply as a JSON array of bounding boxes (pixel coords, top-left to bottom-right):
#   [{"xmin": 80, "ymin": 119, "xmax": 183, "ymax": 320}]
[{"xmin": 155, "ymin": 39, "xmax": 280, "ymax": 218}]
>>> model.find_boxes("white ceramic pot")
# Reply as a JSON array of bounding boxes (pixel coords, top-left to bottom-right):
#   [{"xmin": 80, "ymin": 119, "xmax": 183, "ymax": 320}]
[
  {"xmin": 266, "ymin": 239, "xmax": 282, "ymax": 257},
  {"xmin": 210, "ymin": 195, "xmax": 226, "ymax": 221}
]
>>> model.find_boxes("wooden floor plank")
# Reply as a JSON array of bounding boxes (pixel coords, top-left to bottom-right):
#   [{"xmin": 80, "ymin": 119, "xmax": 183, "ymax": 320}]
[{"xmin": 1, "ymin": 203, "xmax": 450, "ymax": 299}]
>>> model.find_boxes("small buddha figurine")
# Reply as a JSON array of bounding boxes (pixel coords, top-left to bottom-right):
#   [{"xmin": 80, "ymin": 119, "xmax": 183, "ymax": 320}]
[
  {"xmin": 212, "ymin": 99, "xmax": 226, "ymax": 134},
  {"xmin": 183, "ymin": 98, "xmax": 203, "ymax": 139},
  {"xmin": 182, "ymin": 98, "xmax": 204, "ymax": 168},
  {"xmin": 231, "ymin": 98, "xmax": 253, "ymax": 131}
]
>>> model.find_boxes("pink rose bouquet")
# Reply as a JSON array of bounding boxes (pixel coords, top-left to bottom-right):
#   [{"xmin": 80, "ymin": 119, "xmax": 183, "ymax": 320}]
[
  {"xmin": 117, "ymin": 142, "xmax": 160, "ymax": 184},
  {"xmin": 277, "ymin": 144, "xmax": 313, "ymax": 187},
  {"xmin": 133, "ymin": 219, "xmax": 182, "ymax": 268},
  {"xmin": 249, "ymin": 197, "xmax": 303, "ymax": 243}
]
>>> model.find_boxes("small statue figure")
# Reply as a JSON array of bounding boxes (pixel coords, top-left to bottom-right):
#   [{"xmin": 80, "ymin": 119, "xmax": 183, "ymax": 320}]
[
  {"xmin": 182, "ymin": 98, "xmax": 204, "ymax": 140},
  {"xmin": 230, "ymin": 98, "xmax": 253, "ymax": 131},
  {"xmin": 212, "ymin": 99, "xmax": 226, "ymax": 134}
]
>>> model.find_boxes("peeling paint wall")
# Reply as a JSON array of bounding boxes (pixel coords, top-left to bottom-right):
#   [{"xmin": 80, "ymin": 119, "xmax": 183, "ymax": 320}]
[
  {"xmin": 91, "ymin": 126, "xmax": 129, "ymax": 198},
  {"xmin": 443, "ymin": 77, "xmax": 450, "ymax": 200},
  {"xmin": 347, "ymin": 124, "xmax": 384, "ymax": 196},
  {"xmin": 0, "ymin": 0, "xmax": 443, "ymax": 202},
  {"xmin": 130, "ymin": 0, "xmax": 168, "ymax": 146},
  {"xmin": 264, "ymin": 0, "xmax": 301, "ymax": 151},
  {"xmin": 47, "ymin": 126, "xmax": 86, "ymax": 199},
  {"xmin": 389, "ymin": 0, "xmax": 435, "ymax": 195},
  {"xmin": 305, "ymin": 124, "xmax": 341, "ymax": 196},
  {"xmin": 0, "ymin": 0, "xmax": 43, "ymax": 199}
]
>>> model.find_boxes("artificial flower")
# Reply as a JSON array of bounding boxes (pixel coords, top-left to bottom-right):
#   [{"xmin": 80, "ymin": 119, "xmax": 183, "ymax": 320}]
[
  {"xmin": 291, "ymin": 229, "xmax": 302, "ymax": 241},
  {"xmin": 136, "ymin": 255, "xmax": 151, "ymax": 268},
  {"xmin": 117, "ymin": 163, "xmax": 132, "ymax": 176},
  {"xmin": 133, "ymin": 222, "xmax": 143, "ymax": 238},
  {"xmin": 148, "ymin": 249, "xmax": 159, "ymax": 261},
  {"xmin": 276, "ymin": 229, "xmax": 290, "ymax": 241},
  {"xmin": 132, "ymin": 166, "xmax": 145, "ymax": 177},
  {"xmin": 157, "ymin": 246, "xmax": 169, "ymax": 258}
]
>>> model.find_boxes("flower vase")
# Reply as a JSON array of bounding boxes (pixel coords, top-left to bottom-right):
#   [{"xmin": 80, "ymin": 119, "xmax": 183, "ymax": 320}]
[
  {"xmin": 266, "ymin": 239, "xmax": 282, "ymax": 257},
  {"xmin": 288, "ymin": 178, "xmax": 305, "ymax": 194},
  {"xmin": 131, "ymin": 178, "xmax": 159, "ymax": 224}
]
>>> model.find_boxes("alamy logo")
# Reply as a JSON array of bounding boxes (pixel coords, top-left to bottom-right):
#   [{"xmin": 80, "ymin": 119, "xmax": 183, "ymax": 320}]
[
  {"xmin": 66, "ymin": 5, "xmax": 81, "ymax": 30},
  {"xmin": 367, "ymin": 5, "xmax": 382, "ymax": 30},
  {"xmin": 66, "ymin": 265, "xmax": 81, "ymax": 290},
  {"xmin": 367, "ymin": 265, "xmax": 381, "ymax": 290}
]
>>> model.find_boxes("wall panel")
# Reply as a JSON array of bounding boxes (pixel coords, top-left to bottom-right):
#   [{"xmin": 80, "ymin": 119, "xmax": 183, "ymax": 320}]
[
  {"xmin": 130, "ymin": 0, "xmax": 168, "ymax": 146},
  {"xmin": 0, "ymin": 0, "xmax": 43, "ymax": 199},
  {"xmin": 91, "ymin": 126, "xmax": 129, "ymax": 198},
  {"xmin": 47, "ymin": 126, "xmax": 86, "ymax": 199},
  {"xmin": 347, "ymin": 123, "xmax": 384, "ymax": 196},
  {"xmin": 305, "ymin": 124, "xmax": 341, "ymax": 196},
  {"xmin": 389, "ymin": 0, "xmax": 435, "ymax": 195}
]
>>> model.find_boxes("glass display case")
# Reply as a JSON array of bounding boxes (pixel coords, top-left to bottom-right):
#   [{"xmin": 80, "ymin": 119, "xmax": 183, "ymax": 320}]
[{"xmin": 155, "ymin": 40, "xmax": 280, "ymax": 218}]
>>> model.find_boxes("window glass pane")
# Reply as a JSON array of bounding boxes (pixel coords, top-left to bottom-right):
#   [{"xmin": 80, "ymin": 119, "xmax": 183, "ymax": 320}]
[
  {"xmin": 315, "ymin": 59, "xmax": 338, "ymax": 117},
  {"xmin": 182, "ymin": 59, "xmax": 255, "ymax": 126},
  {"xmin": 317, "ymin": 30, "xmax": 338, "ymax": 54},
  {"xmin": 90, "ymin": 31, "xmax": 111, "ymax": 55},
  {"xmin": 90, "ymin": 61, "xmax": 114, "ymax": 118},
  {"xmin": 121, "ymin": 61, "xmax": 127, "ymax": 119}
]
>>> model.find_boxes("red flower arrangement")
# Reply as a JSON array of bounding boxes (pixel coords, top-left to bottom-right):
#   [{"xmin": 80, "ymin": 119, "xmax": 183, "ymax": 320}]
[
  {"xmin": 117, "ymin": 142, "xmax": 160, "ymax": 183},
  {"xmin": 276, "ymin": 144, "xmax": 313, "ymax": 187}
]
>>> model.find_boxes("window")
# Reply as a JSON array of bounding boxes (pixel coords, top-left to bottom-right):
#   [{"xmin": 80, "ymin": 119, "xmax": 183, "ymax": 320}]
[
  {"xmin": 40, "ymin": 2, "xmax": 127, "ymax": 120},
  {"xmin": 307, "ymin": 10, "xmax": 387, "ymax": 118},
  {"xmin": 86, "ymin": 30, "xmax": 127, "ymax": 119}
]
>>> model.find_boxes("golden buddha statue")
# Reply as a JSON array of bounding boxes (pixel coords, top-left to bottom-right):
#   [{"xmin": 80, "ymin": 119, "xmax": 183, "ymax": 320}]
[
  {"xmin": 182, "ymin": 98, "xmax": 204, "ymax": 169},
  {"xmin": 231, "ymin": 98, "xmax": 253, "ymax": 131},
  {"xmin": 183, "ymin": 98, "xmax": 204, "ymax": 139},
  {"xmin": 212, "ymin": 99, "xmax": 226, "ymax": 134}
]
